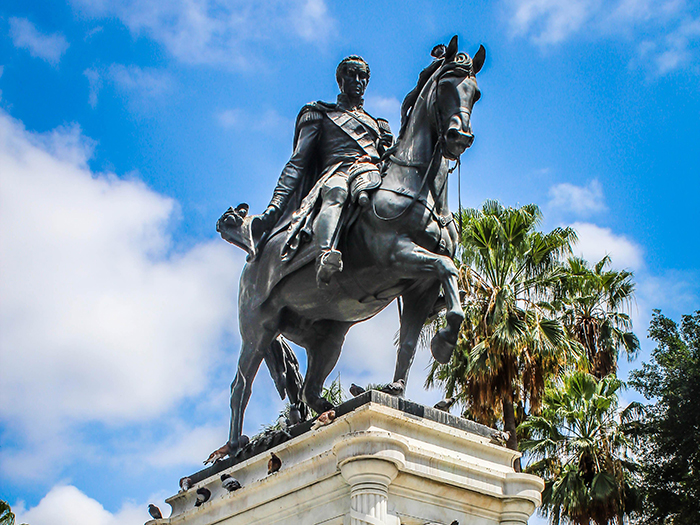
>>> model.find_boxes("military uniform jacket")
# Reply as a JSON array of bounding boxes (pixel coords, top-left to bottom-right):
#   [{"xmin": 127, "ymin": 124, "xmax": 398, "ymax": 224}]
[{"xmin": 269, "ymin": 95, "xmax": 393, "ymax": 217}]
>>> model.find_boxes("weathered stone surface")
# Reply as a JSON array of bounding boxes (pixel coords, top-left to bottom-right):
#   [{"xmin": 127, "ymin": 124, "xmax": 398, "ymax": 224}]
[{"xmin": 154, "ymin": 394, "xmax": 542, "ymax": 525}]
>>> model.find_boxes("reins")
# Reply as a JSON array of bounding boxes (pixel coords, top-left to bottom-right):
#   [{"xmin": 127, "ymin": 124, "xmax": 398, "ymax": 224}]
[{"xmin": 372, "ymin": 64, "xmax": 464, "ymax": 224}]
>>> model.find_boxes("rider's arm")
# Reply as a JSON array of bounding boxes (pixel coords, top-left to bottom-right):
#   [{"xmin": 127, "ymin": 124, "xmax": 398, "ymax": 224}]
[{"xmin": 268, "ymin": 110, "xmax": 323, "ymax": 213}]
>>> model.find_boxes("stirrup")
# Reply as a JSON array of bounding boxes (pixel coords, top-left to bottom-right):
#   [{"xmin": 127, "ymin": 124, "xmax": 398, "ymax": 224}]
[{"xmin": 316, "ymin": 249, "xmax": 343, "ymax": 285}]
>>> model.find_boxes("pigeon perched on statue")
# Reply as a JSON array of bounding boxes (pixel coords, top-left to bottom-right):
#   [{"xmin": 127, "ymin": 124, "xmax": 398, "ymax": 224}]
[
  {"xmin": 288, "ymin": 405, "xmax": 302, "ymax": 425},
  {"xmin": 311, "ymin": 409, "xmax": 336, "ymax": 430},
  {"xmin": 221, "ymin": 473, "xmax": 241, "ymax": 492},
  {"xmin": 268, "ymin": 452, "xmax": 282, "ymax": 475},
  {"xmin": 433, "ymin": 397, "xmax": 456, "ymax": 412},
  {"xmin": 179, "ymin": 476, "xmax": 192, "ymax": 492},
  {"xmin": 148, "ymin": 504, "xmax": 162, "ymax": 519},
  {"xmin": 349, "ymin": 383, "xmax": 365, "ymax": 397},
  {"xmin": 194, "ymin": 487, "xmax": 211, "ymax": 507}
]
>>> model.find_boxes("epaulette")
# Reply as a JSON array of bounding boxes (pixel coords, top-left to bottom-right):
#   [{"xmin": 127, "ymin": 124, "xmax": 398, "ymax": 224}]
[
  {"xmin": 298, "ymin": 107, "xmax": 324, "ymax": 125},
  {"xmin": 376, "ymin": 118, "xmax": 392, "ymax": 133}
]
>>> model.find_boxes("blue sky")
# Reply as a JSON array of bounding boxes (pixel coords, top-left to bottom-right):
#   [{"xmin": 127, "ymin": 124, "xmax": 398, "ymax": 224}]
[{"xmin": 0, "ymin": 0, "xmax": 698, "ymax": 523}]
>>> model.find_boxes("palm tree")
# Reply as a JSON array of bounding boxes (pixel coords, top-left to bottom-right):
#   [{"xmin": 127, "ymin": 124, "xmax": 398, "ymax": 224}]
[
  {"xmin": 519, "ymin": 371, "xmax": 641, "ymax": 525},
  {"xmin": 1, "ymin": 501, "xmax": 16, "ymax": 525},
  {"xmin": 557, "ymin": 256, "xmax": 639, "ymax": 378},
  {"xmin": 427, "ymin": 202, "xmax": 581, "ymax": 466}
]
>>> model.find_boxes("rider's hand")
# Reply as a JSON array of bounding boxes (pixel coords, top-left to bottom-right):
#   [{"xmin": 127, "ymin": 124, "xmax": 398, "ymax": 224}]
[
  {"xmin": 252, "ymin": 205, "xmax": 280, "ymax": 239},
  {"xmin": 260, "ymin": 205, "xmax": 280, "ymax": 230}
]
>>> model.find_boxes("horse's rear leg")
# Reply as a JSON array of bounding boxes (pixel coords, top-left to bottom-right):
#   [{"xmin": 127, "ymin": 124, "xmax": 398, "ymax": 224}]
[
  {"xmin": 392, "ymin": 242, "xmax": 464, "ymax": 364},
  {"xmin": 394, "ymin": 283, "xmax": 442, "ymax": 389},
  {"xmin": 300, "ymin": 320, "xmax": 352, "ymax": 414}
]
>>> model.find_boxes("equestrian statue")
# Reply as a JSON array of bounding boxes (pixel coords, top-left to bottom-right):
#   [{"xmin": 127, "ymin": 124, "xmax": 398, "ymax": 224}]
[{"xmin": 208, "ymin": 36, "xmax": 485, "ymax": 463}]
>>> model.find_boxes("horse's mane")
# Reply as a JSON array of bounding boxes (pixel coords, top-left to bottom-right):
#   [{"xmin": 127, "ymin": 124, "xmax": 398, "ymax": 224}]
[{"xmin": 397, "ymin": 59, "xmax": 442, "ymax": 141}]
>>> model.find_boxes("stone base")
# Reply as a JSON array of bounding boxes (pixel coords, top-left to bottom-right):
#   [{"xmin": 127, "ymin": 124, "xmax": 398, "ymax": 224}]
[{"xmin": 155, "ymin": 392, "xmax": 543, "ymax": 525}]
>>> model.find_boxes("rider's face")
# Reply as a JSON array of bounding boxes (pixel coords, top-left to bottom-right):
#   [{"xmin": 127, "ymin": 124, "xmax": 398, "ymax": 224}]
[{"xmin": 339, "ymin": 64, "xmax": 369, "ymax": 99}]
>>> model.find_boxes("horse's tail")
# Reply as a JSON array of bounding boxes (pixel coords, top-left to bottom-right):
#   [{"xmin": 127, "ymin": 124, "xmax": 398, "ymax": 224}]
[{"xmin": 264, "ymin": 336, "xmax": 304, "ymax": 408}]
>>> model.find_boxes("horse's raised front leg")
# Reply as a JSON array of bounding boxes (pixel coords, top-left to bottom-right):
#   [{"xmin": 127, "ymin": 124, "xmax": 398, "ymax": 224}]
[
  {"xmin": 300, "ymin": 320, "xmax": 352, "ymax": 414},
  {"xmin": 394, "ymin": 283, "xmax": 442, "ymax": 389},
  {"xmin": 392, "ymin": 241, "xmax": 464, "ymax": 364}
]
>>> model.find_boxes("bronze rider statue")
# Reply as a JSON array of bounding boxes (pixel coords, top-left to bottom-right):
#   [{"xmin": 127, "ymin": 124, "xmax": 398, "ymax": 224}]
[{"xmin": 251, "ymin": 55, "xmax": 393, "ymax": 285}]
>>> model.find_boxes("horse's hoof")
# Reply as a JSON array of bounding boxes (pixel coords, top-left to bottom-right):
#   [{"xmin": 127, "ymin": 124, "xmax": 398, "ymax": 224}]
[
  {"xmin": 431, "ymin": 331, "xmax": 456, "ymax": 364},
  {"xmin": 311, "ymin": 399, "xmax": 334, "ymax": 415}
]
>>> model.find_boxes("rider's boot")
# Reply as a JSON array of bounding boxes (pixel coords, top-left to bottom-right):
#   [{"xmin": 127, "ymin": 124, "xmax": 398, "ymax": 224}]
[{"xmin": 315, "ymin": 184, "xmax": 347, "ymax": 285}]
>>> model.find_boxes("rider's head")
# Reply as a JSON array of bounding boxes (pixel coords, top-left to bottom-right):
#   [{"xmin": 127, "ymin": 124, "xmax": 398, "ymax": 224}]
[{"xmin": 336, "ymin": 56, "xmax": 370, "ymax": 100}]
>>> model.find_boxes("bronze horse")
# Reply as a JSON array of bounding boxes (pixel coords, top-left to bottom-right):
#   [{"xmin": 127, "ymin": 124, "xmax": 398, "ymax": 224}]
[{"xmin": 211, "ymin": 36, "xmax": 484, "ymax": 461}]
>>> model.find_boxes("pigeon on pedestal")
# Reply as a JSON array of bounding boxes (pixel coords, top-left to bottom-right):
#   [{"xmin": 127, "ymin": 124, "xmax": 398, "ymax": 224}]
[
  {"xmin": 194, "ymin": 487, "xmax": 211, "ymax": 507},
  {"xmin": 148, "ymin": 504, "xmax": 162, "ymax": 519},
  {"xmin": 179, "ymin": 476, "xmax": 192, "ymax": 492},
  {"xmin": 433, "ymin": 397, "xmax": 456, "ymax": 412},
  {"xmin": 349, "ymin": 383, "xmax": 365, "ymax": 397},
  {"xmin": 268, "ymin": 452, "xmax": 282, "ymax": 475},
  {"xmin": 311, "ymin": 409, "xmax": 336, "ymax": 430},
  {"xmin": 221, "ymin": 473, "xmax": 241, "ymax": 492}
]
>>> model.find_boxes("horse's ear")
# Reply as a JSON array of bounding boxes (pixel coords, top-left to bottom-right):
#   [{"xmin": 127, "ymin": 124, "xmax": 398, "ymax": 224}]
[
  {"xmin": 472, "ymin": 44, "xmax": 486, "ymax": 74},
  {"xmin": 445, "ymin": 35, "xmax": 458, "ymax": 62}
]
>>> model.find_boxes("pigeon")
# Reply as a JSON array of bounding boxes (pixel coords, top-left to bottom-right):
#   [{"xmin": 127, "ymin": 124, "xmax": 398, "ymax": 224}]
[
  {"xmin": 179, "ymin": 476, "xmax": 192, "ymax": 492},
  {"xmin": 311, "ymin": 409, "xmax": 336, "ymax": 430},
  {"xmin": 433, "ymin": 397, "xmax": 456, "ymax": 412},
  {"xmin": 148, "ymin": 504, "xmax": 162, "ymax": 520},
  {"xmin": 380, "ymin": 379, "xmax": 405, "ymax": 396},
  {"xmin": 288, "ymin": 406, "xmax": 302, "ymax": 425},
  {"xmin": 489, "ymin": 430, "xmax": 510, "ymax": 446},
  {"xmin": 221, "ymin": 473, "xmax": 241, "ymax": 492},
  {"xmin": 349, "ymin": 383, "xmax": 365, "ymax": 397},
  {"xmin": 268, "ymin": 452, "xmax": 282, "ymax": 475},
  {"xmin": 194, "ymin": 487, "xmax": 211, "ymax": 507}
]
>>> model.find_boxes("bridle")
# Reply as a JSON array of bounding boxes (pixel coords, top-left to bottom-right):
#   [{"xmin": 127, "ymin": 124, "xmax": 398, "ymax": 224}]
[{"xmin": 373, "ymin": 60, "xmax": 474, "ymax": 223}]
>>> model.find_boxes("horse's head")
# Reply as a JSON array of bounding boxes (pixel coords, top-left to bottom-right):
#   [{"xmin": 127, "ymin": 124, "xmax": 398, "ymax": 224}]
[{"xmin": 431, "ymin": 36, "xmax": 485, "ymax": 160}]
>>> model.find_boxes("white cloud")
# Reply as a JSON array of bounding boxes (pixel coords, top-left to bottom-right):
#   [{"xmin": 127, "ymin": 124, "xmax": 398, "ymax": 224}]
[
  {"xmin": 9, "ymin": 17, "xmax": 69, "ymax": 65},
  {"xmin": 15, "ymin": 485, "xmax": 153, "ymax": 525},
  {"xmin": 509, "ymin": 0, "xmax": 602, "ymax": 44},
  {"xmin": 636, "ymin": 270, "xmax": 699, "ymax": 315},
  {"xmin": 337, "ymin": 305, "xmax": 439, "ymax": 408},
  {"xmin": 215, "ymin": 107, "xmax": 291, "ymax": 134},
  {"xmin": 365, "ymin": 95, "xmax": 401, "ymax": 137},
  {"xmin": 70, "ymin": 0, "xmax": 336, "ymax": 68},
  {"xmin": 548, "ymin": 179, "xmax": 606, "ymax": 216},
  {"xmin": 0, "ymin": 110, "xmax": 242, "ymax": 475},
  {"xmin": 84, "ymin": 68, "xmax": 103, "ymax": 108},
  {"xmin": 140, "ymin": 422, "xmax": 226, "ymax": 468},
  {"xmin": 81, "ymin": 65, "xmax": 171, "ymax": 108},
  {"xmin": 571, "ymin": 222, "xmax": 644, "ymax": 269},
  {"xmin": 507, "ymin": 0, "xmax": 700, "ymax": 75},
  {"xmin": 638, "ymin": 16, "xmax": 700, "ymax": 74},
  {"xmin": 217, "ymin": 108, "xmax": 243, "ymax": 128},
  {"xmin": 108, "ymin": 64, "xmax": 172, "ymax": 99},
  {"xmin": 292, "ymin": 0, "xmax": 336, "ymax": 43}
]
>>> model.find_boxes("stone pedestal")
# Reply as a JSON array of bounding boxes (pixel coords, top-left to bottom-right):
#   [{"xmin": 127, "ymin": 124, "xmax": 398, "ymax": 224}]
[{"xmin": 155, "ymin": 392, "xmax": 543, "ymax": 525}]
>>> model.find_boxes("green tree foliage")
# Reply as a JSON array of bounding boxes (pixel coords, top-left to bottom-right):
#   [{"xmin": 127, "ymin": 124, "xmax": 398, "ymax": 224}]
[
  {"xmin": 321, "ymin": 373, "xmax": 345, "ymax": 407},
  {"xmin": 519, "ymin": 371, "xmax": 641, "ymax": 525},
  {"xmin": 628, "ymin": 310, "xmax": 700, "ymax": 525},
  {"xmin": 557, "ymin": 256, "xmax": 639, "ymax": 378},
  {"xmin": 0, "ymin": 501, "xmax": 15, "ymax": 525},
  {"xmin": 427, "ymin": 202, "xmax": 581, "ymax": 462}
]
